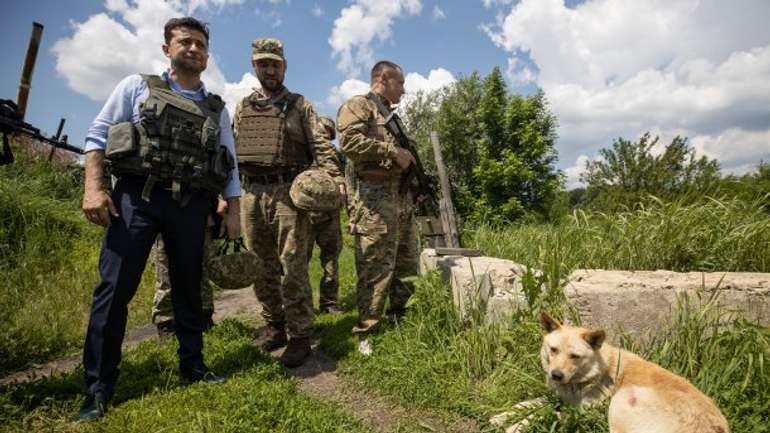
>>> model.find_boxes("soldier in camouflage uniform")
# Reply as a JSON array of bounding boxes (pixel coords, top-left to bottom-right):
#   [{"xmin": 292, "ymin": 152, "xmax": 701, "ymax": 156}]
[
  {"xmin": 307, "ymin": 116, "xmax": 344, "ymax": 314},
  {"xmin": 234, "ymin": 38, "xmax": 343, "ymax": 367},
  {"xmin": 336, "ymin": 60, "xmax": 420, "ymax": 355},
  {"xmin": 151, "ymin": 212, "xmax": 217, "ymax": 338}
]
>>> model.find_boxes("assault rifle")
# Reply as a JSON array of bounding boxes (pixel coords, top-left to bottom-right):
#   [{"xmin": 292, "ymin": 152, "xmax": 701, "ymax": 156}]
[
  {"xmin": 0, "ymin": 99, "xmax": 83, "ymax": 166},
  {"xmin": 366, "ymin": 93, "xmax": 438, "ymax": 211}
]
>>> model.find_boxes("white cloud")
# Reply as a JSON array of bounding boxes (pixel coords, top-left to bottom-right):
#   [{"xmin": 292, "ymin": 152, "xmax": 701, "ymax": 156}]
[
  {"xmin": 432, "ymin": 5, "xmax": 446, "ymax": 21},
  {"xmin": 481, "ymin": 0, "xmax": 514, "ymax": 8},
  {"xmin": 483, "ymin": 0, "xmax": 770, "ymax": 174},
  {"xmin": 52, "ymin": 0, "xmax": 248, "ymax": 106},
  {"xmin": 328, "ymin": 0, "xmax": 423, "ymax": 77},
  {"xmin": 326, "ymin": 79, "xmax": 370, "ymax": 106},
  {"xmin": 311, "ymin": 3, "xmax": 323, "ymax": 17},
  {"xmin": 563, "ymin": 154, "xmax": 596, "ymax": 189},
  {"xmin": 326, "ymin": 67, "xmax": 456, "ymax": 108},
  {"xmin": 404, "ymin": 68, "xmax": 456, "ymax": 94}
]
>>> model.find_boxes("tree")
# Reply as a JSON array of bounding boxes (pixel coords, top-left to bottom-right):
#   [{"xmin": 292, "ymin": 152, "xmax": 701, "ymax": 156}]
[
  {"xmin": 580, "ymin": 133, "xmax": 720, "ymax": 210},
  {"xmin": 401, "ymin": 68, "xmax": 562, "ymax": 225}
]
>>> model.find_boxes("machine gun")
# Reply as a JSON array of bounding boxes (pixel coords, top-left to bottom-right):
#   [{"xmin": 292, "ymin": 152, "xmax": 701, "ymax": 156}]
[
  {"xmin": 0, "ymin": 22, "xmax": 83, "ymax": 166},
  {"xmin": 1, "ymin": 99, "xmax": 82, "ymax": 165},
  {"xmin": 366, "ymin": 93, "xmax": 438, "ymax": 212}
]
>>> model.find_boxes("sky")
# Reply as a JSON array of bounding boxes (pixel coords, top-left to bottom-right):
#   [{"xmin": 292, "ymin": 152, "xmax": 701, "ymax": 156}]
[{"xmin": 1, "ymin": 0, "xmax": 768, "ymax": 188}]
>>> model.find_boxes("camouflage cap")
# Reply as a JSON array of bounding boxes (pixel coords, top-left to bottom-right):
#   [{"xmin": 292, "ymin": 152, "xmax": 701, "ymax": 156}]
[
  {"xmin": 252, "ymin": 38, "xmax": 284, "ymax": 61},
  {"xmin": 318, "ymin": 116, "xmax": 336, "ymax": 141},
  {"xmin": 290, "ymin": 168, "xmax": 340, "ymax": 212}
]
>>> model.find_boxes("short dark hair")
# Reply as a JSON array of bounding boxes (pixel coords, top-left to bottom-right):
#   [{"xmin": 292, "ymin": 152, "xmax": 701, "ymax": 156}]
[
  {"xmin": 164, "ymin": 17, "xmax": 210, "ymax": 44},
  {"xmin": 371, "ymin": 60, "xmax": 401, "ymax": 82}
]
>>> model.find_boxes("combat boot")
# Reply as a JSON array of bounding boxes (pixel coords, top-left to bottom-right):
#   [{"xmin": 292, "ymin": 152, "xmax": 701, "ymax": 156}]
[
  {"xmin": 156, "ymin": 319, "xmax": 175, "ymax": 342},
  {"xmin": 255, "ymin": 321, "xmax": 287, "ymax": 351},
  {"xmin": 280, "ymin": 337, "xmax": 311, "ymax": 368}
]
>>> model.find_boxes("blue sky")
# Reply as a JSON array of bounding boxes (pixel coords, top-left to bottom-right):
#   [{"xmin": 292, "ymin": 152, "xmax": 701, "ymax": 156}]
[{"xmin": 2, "ymin": 0, "xmax": 769, "ymax": 187}]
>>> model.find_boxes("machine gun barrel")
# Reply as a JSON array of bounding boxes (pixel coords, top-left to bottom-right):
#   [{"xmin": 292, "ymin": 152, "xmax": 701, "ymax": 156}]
[{"xmin": 17, "ymin": 22, "xmax": 43, "ymax": 120}]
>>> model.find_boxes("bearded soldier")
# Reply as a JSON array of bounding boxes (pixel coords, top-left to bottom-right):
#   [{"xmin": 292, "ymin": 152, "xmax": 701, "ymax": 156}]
[
  {"xmin": 337, "ymin": 60, "xmax": 420, "ymax": 356},
  {"xmin": 307, "ymin": 116, "xmax": 343, "ymax": 314},
  {"xmin": 76, "ymin": 17, "xmax": 239, "ymax": 421},
  {"xmin": 234, "ymin": 38, "xmax": 343, "ymax": 368}
]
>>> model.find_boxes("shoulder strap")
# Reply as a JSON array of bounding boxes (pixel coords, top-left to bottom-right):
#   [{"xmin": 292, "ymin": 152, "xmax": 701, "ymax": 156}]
[
  {"xmin": 366, "ymin": 92, "xmax": 408, "ymax": 147},
  {"xmin": 204, "ymin": 93, "xmax": 225, "ymax": 115},
  {"xmin": 141, "ymin": 74, "xmax": 170, "ymax": 91}
]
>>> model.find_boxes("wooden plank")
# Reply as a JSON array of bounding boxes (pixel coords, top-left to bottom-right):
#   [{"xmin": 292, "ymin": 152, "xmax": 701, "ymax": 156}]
[
  {"xmin": 430, "ymin": 131, "xmax": 461, "ymax": 248},
  {"xmin": 434, "ymin": 247, "xmax": 483, "ymax": 257}
]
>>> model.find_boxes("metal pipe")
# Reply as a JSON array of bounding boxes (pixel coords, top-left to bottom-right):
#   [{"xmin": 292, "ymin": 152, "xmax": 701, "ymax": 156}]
[{"xmin": 16, "ymin": 22, "xmax": 44, "ymax": 120}]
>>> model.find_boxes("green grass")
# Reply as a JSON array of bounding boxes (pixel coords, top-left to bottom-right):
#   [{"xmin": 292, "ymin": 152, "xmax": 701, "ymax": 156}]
[
  {"xmin": 470, "ymin": 197, "xmax": 770, "ymax": 277},
  {"xmin": 0, "ymin": 320, "xmax": 369, "ymax": 433},
  {"xmin": 0, "ymin": 147, "xmax": 155, "ymax": 374},
  {"xmin": 327, "ymin": 274, "xmax": 769, "ymax": 433}
]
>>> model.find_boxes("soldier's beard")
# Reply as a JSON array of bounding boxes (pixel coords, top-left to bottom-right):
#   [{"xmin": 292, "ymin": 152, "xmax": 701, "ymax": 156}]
[{"xmin": 259, "ymin": 77, "xmax": 283, "ymax": 92}]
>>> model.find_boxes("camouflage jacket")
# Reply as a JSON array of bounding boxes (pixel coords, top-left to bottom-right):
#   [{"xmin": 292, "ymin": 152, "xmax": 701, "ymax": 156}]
[{"xmin": 336, "ymin": 92, "xmax": 404, "ymax": 179}]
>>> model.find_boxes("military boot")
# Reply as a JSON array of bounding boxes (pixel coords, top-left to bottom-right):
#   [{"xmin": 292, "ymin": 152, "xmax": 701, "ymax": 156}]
[
  {"xmin": 280, "ymin": 337, "xmax": 311, "ymax": 368},
  {"xmin": 156, "ymin": 319, "xmax": 175, "ymax": 342},
  {"xmin": 255, "ymin": 321, "xmax": 287, "ymax": 352}
]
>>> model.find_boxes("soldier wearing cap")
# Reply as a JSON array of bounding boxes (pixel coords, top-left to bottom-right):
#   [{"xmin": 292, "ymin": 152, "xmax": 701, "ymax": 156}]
[
  {"xmin": 306, "ymin": 116, "xmax": 344, "ymax": 314},
  {"xmin": 336, "ymin": 60, "xmax": 420, "ymax": 356},
  {"xmin": 234, "ymin": 38, "xmax": 344, "ymax": 367}
]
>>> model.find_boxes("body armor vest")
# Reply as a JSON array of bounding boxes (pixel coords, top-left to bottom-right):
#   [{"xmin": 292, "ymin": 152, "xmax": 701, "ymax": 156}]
[
  {"xmin": 235, "ymin": 92, "xmax": 311, "ymax": 170},
  {"xmin": 105, "ymin": 75, "xmax": 232, "ymax": 202}
]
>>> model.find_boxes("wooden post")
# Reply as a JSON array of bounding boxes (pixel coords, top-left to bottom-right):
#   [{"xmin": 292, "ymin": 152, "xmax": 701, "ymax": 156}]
[
  {"xmin": 17, "ymin": 22, "xmax": 44, "ymax": 120},
  {"xmin": 430, "ymin": 131, "xmax": 460, "ymax": 248}
]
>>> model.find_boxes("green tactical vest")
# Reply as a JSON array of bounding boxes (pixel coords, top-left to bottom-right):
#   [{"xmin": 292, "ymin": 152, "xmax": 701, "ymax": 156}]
[
  {"xmin": 104, "ymin": 74, "xmax": 233, "ymax": 202},
  {"xmin": 235, "ymin": 91, "xmax": 310, "ymax": 170}
]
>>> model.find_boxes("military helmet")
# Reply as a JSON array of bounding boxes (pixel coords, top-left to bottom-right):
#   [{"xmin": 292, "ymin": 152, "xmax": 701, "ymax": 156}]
[
  {"xmin": 318, "ymin": 116, "xmax": 336, "ymax": 141},
  {"xmin": 207, "ymin": 238, "xmax": 262, "ymax": 290},
  {"xmin": 290, "ymin": 168, "xmax": 340, "ymax": 212}
]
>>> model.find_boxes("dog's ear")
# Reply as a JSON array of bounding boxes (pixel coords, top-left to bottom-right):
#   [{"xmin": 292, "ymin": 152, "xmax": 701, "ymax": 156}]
[
  {"xmin": 582, "ymin": 329, "xmax": 606, "ymax": 350},
  {"xmin": 540, "ymin": 312, "xmax": 562, "ymax": 333}
]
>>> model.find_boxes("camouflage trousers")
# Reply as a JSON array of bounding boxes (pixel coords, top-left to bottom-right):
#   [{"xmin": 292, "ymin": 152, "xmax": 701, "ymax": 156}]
[
  {"xmin": 242, "ymin": 180, "xmax": 314, "ymax": 338},
  {"xmin": 151, "ymin": 228, "xmax": 216, "ymax": 325},
  {"xmin": 307, "ymin": 210, "xmax": 343, "ymax": 308},
  {"xmin": 349, "ymin": 177, "xmax": 419, "ymax": 334}
]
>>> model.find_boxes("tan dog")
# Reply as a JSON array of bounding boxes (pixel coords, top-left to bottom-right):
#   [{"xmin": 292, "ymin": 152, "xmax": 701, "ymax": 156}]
[{"xmin": 539, "ymin": 312, "xmax": 729, "ymax": 433}]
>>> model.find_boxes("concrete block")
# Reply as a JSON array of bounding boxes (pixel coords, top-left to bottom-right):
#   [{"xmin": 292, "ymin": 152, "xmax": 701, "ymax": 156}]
[{"xmin": 565, "ymin": 269, "xmax": 770, "ymax": 339}]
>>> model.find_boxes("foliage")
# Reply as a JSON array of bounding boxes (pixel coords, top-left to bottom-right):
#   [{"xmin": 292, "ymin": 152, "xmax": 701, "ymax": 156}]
[
  {"xmin": 579, "ymin": 132, "xmax": 721, "ymax": 211},
  {"xmin": 402, "ymin": 67, "xmax": 563, "ymax": 227},
  {"xmin": 471, "ymin": 196, "xmax": 770, "ymax": 274},
  {"xmin": 0, "ymin": 146, "xmax": 155, "ymax": 374}
]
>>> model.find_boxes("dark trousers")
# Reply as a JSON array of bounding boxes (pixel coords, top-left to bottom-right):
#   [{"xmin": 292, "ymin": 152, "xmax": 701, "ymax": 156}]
[{"xmin": 83, "ymin": 176, "xmax": 210, "ymax": 398}]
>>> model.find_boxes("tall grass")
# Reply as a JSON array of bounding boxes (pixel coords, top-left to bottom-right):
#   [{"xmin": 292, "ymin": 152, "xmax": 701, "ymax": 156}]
[
  {"xmin": 0, "ymin": 148, "xmax": 154, "ymax": 374},
  {"xmin": 338, "ymin": 274, "xmax": 769, "ymax": 433},
  {"xmin": 471, "ymin": 196, "xmax": 770, "ymax": 275}
]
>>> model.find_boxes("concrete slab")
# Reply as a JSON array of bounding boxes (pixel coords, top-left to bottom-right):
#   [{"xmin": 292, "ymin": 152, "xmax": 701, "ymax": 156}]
[{"xmin": 565, "ymin": 269, "xmax": 770, "ymax": 339}]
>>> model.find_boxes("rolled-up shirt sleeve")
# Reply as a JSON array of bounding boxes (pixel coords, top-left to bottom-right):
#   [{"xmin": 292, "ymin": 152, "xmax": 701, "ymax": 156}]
[
  {"xmin": 84, "ymin": 74, "xmax": 146, "ymax": 153},
  {"xmin": 219, "ymin": 108, "xmax": 241, "ymax": 198}
]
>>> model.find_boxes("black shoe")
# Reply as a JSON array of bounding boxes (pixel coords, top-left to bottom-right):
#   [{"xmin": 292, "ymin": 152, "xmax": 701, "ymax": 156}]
[
  {"xmin": 156, "ymin": 320, "xmax": 175, "ymax": 341},
  {"xmin": 181, "ymin": 368, "xmax": 227, "ymax": 385},
  {"xmin": 255, "ymin": 322, "xmax": 288, "ymax": 352},
  {"xmin": 280, "ymin": 337, "xmax": 312, "ymax": 368},
  {"xmin": 320, "ymin": 304, "xmax": 343, "ymax": 315},
  {"xmin": 73, "ymin": 391, "xmax": 108, "ymax": 422}
]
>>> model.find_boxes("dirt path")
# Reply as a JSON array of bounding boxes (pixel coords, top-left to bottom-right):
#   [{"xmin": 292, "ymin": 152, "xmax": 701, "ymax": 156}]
[
  {"xmin": 2, "ymin": 287, "xmax": 479, "ymax": 433},
  {"xmin": 0, "ymin": 288, "xmax": 259, "ymax": 387}
]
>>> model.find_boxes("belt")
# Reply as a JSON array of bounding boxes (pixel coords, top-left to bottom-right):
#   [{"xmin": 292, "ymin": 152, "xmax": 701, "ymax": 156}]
[
  {"xmin": 243, "ymin": 171, "xmax": 299, "ymax": 185},
  {"xmin": 119, "ymin": 175, "xmax": 174, "ymax": 189}
]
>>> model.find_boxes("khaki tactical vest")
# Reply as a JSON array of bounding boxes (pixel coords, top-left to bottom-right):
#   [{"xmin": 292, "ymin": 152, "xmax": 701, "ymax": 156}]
[
  {"xmin": 235, "ymin": 92, "xmax": 311, "ymax": 170},
  {"xmin": 105, "ymin": 75, "xmax": 233, "ymax": 202}
]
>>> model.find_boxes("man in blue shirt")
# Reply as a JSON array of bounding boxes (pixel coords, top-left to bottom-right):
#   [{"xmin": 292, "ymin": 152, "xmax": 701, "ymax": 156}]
[{"xmin": 75, "ymin": 17, "xmax": 240, "ymax": 422}]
